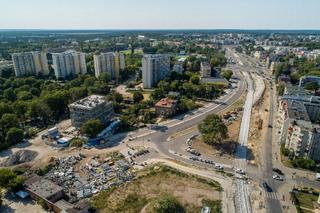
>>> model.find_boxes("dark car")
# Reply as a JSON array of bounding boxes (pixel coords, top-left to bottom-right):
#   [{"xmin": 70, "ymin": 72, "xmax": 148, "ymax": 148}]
[
  {"xmin": 268, "ymin": 124, "xmax": 273, "ymax": 128},
  {"xmin": 262, "ymin": 182, "xmax": 272, "ymax": 192},
  {"xmin": 272, "ymin": 168, "xmax": 284, "ymax": 175}
]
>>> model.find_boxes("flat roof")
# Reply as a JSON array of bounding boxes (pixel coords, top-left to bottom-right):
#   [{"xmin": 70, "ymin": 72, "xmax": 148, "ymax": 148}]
[
  {"xmin": 25, "ymin": 176, "xmax": 63, "ymax": 200},
  {"xmin": 69, "ymin": 95, "xmax": 107, "ymax": 110},
  {"xmin": 287, "ymin": 100, "xmax": 310, "ymax": 121},
  {"xmin": 155, "ymin": 98, "xmax": 177, "ymax": 108}
]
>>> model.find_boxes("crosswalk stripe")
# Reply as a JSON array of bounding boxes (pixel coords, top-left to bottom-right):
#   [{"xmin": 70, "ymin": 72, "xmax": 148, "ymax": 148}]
[{"xmin": 262, "ymin": 191, "xmax": 279, "ymax": 200}]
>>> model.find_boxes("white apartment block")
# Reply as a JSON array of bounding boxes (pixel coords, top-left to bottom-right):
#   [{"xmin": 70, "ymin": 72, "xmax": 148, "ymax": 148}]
[
  {"xmin": 200, "ymin": 62, "xmax": 211, "ymax": 78},
  {"xmin": 94, "ymin": 52, "xmax": 125, "ymax": 81},
  {"xmin": 12, "ymin": 51, "xmax": 49, "ymax": 77},
  {"xmin": 52, "ymin": 50, "xmax": 87, "ymax": 79},
  {"xmin": 142, "ymin": 54, "xmax": 170, "ymax": 88}
]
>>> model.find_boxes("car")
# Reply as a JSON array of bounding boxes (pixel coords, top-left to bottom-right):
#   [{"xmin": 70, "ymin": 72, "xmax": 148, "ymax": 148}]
[
  {"xmin": 262, "ymin": 182, "xmax": 272, "ymax": 192},
  {"xmin": 272, "ymin": 168, "xmax": 284, "ymax": 175},
  {"xmin": 273, "ymin": 175, "xmax": 283, "ymax": 181},
  {"xmin": 235, "ymin": 168, "xmax": 245, "ymax": 175},
  {"xmin": 268, "ymin": 124, "xmax": 273, "ymax": 128},
  {"xmin": 215, "ymin": 164, "xmax": 224, "ymax": 170}
]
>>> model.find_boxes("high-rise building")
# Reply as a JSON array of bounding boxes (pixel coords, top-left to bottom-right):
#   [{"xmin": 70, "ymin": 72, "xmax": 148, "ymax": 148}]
[
  {"xmin": 200, "ymin": 62, "xmax": 211, "ymax": 78},
  {"xmin": 142, "ymin": 54, "xmax": 170, "ymax": 88},
  {"xmin": 94, "ymin": 52, "xmax": 125, "ymax": 81},
  {"xmin": 12, "ymin": 51, "xmax": 49, "ymax": 77},
  {"xmin": 52, "ymin": 50, "xmax": 87, "ymax": 79}
]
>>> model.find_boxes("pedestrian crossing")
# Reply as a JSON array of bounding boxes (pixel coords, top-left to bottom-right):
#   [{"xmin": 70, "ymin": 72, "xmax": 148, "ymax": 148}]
[{"xmin": 262, "ymin": 191, "xmax": 279, "ymax": 200}]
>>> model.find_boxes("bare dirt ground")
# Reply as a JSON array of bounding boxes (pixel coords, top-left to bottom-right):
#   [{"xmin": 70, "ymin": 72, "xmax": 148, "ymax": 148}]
[
  {"xmin": 0, "ymin": 197, "xmax": 46, "ymax": 213},
  {"xmin": 247, "ymin": 81, "xmax": 270, "ymax": 166},
  {"xmin": 192, "ymin": 93, "xmax": 246, "ymax": 158}
]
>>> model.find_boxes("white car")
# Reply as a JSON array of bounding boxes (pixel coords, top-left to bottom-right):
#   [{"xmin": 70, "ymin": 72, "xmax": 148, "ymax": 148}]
[
  {"xmin": 215, "ymin": 164, "xmax": 224, "ymax": 170},
  {"xmin": 273, "ymin": 175, "xmax": 283, "ymax": 181},
  {"xmin": 235, "ymin": 168, "xmax": 245, "ymax": 175}
]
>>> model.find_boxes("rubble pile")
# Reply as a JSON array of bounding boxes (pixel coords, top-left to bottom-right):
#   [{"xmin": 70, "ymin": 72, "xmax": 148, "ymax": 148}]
[{"xmin": 44, "ymin": 154, "xmax": 133, "ymax": 203}]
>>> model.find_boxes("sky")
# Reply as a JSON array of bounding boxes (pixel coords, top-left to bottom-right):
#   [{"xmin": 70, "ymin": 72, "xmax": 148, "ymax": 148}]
[{"xmin": 0, "ymin": 0, "xmax": 320, "ymax": 30}]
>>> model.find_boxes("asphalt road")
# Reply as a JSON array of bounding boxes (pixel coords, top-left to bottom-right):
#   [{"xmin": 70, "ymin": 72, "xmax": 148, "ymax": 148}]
[{"xmin": 263, "ymin": 79, "xmax": 283, "ymax": 213}]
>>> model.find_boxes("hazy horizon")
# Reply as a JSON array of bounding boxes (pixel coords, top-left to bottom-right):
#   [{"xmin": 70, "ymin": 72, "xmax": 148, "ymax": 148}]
[{"xmin": 1, "ymin": 0, "xmax": 320, "ymax": 30}]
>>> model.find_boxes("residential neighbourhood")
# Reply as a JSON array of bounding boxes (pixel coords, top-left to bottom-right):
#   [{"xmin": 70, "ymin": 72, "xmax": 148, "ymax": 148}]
[{"xmin": 1, "ymin": 1, "xmax": 320, "ymax": 213}]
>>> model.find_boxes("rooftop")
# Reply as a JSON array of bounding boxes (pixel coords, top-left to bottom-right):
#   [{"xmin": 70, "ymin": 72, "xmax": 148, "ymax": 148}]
[
  {"xmin": 69, "ymin": 95, "xmax": 107, "ymax": 110},
  {"xmin": 25, "ymin": 176, "xmax": 64, "ymax": 200},
  {"xmin": 287, "ymin": 100, "xmax": 310, "ymax": 121},
  {"xmin": 201, "ymin": 77, "xmax": 229, "ymax": 85},
  {"xmin": 155, "ymin": 98, "xmax": 177, "ymax": 108}
]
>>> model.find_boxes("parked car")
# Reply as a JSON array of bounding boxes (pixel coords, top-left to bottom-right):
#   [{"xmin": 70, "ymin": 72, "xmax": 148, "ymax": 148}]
[
  {"xmin": 215, "ymin": 164, "xmax": 224, "ymax": 170},
  {"xmin": 235, "ymin": 168, "xmax": 245, "ymax": 175},
  {"xmin": 272, "ymin": 168, "xmax": 284, "ymax": 175},
  {"xmin": 273, "ymin": 175, "xmax": 283, "ymax": 181}
]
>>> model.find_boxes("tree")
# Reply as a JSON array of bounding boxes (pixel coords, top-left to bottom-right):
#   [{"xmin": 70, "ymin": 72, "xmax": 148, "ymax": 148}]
[
  {"xmin": 1, "ymin": 113, "xmax": 19, "ymax": 131},
  {"xmin": 222, "ymin": 70, "xmax": 233, "ymax": 81},
  {"xmin": 81, "ymin": 119, "xmax": 104, "ymax": 138},
  {"xmin": 98, "ymin": 73, "xmax": 110, "ymax": 83},
  {"xmin": 111, "ymin": 92, "xmax": 123, "ymax": 103},
  {"xmin": 148, "ymin": 195, "xmax": 185, "ymax": 213},
  {"xmin": 198, "ymin": 114, "xmax": 228, "ymax": 144},
  {"xmin": 70, "ymin": 138, "xmax": 85, "ymax": 147},
  {"xmin": 0, "ymin": 168, "xmax": 23, "ymax": 191},
  {"xmin": 3, "ymin": 88, "xmax": 16, "ymax": 102},
  {"xmin": 69, "ymin": 87, "xmax": 88, "ymax": 102},
  {"xmin": 190, "ymin": 75, "xmax": 200, "ymax": 85},
  {"xmin": 133, "ymin": 91, "xmax": 144, "ymax": 103},
  {"xmin": 5, "ymin": 127, "xmax": 24, "ymax": 146},
  {"xmin": 304, "ymin": 81, "xmax": 320, "ymax": 93}
]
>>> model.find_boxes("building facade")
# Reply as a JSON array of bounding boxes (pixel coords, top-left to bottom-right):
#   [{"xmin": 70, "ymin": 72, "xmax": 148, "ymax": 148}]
[
  {"xmin": 299, "ymin": 75, "xmax": 320, "ymax": 87},
  {"xmin": 52, "ymin": 50, "xmax": 87, "ymax": 79},
  {"xmin": 142, "ymin": 54, "xmax": 170, "ymax": 88},
  {"xmin": 94, "ymin": 52, "xmax": 125, "ymax": 81},
  {"xmin": 12, "ymin": 51, "xmax": 49, "ymax": 76},
  {"xmin": 200, "ymin": 62, "xmax": 211, "ymax": 78},
  {"xmin": 155, "ymin": 98, "xmax": 178, "ymax": 118},
  {"xmin": 69, "ymin": 95, "xmax": 114, "ymax": 128}
]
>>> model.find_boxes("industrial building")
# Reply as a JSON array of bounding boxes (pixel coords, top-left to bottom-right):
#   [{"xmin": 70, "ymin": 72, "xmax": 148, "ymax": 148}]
[{"xmin": 69, "ymin": 95, "xmax": 114, "ymax": 128}]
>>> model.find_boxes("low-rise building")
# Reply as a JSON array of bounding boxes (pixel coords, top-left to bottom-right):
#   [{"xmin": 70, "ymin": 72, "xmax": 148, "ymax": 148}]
[
  {"xmin": 200, "ymin": 77, "xmax": 229, "ymax": 88},
  {"xmin": 285, "ymin": 120, "xmax": 320, "ymax": 161},
  {"xmin": 24, "ymin": 175, "xmax": 65, "ymax": 212},
  {"xmin": 69, "ymin": 95, "xmax": 114, "ymax": 128},
  {"xmin": 299, "ymin": 75, "xmax": 320, "ymax": 87},
  {"xmin": 279, "ymin": 98, "xmax": 320, "ymax": 161},
  {"xmin": 155, "ymin": 98, "xmax": 178, "ymax": 118}
]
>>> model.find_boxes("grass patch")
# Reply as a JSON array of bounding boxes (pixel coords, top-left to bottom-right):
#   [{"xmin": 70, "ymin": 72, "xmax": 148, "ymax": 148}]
[
  {"xmin": 291, "ymin": 190, "xmax": 319, "ymax": 212},
  {"xmin": 91, "ymin": 164, "xmax": 222, "ymax": 212}
]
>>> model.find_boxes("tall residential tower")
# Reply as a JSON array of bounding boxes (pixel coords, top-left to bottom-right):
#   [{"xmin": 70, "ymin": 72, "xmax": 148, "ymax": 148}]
[
  {"xmin": 52, "ymin": 50, "xmax": 87, "ymax": 79},
  {"xmin": 94, "ymin": 52, "xmax": 125, "ymax": 81},
  {"xmin": 12, "ymin": 51, "xmax": 49, "ymax": 77},
  {"xmin": 142, "ymin": 54, "xmax": 170, "ymax": 88}
]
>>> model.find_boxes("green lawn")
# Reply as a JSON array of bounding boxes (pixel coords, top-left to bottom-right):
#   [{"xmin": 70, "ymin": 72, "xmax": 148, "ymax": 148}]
[{"xmin": 292, "ymin": 191, "xmax": 319, "ymax": 212}]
